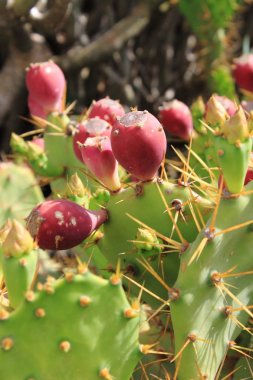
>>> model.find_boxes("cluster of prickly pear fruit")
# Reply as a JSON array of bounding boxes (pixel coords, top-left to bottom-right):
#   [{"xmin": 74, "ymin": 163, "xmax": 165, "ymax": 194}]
[{"xmin": 1, "ymin": 57, "xmax": 253, "ymax": 379}]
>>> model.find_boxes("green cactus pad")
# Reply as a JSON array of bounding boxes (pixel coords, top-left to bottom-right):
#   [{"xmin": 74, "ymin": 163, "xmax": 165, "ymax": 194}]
[
  {"xmin": 0, "ymin": 271, "xmax": 141, "ymax": 380},
  {"xmin": 44, "ymin": 131, "xmax": 97, "ymax": 192},
  {"xmin": 1, "ymin": 250, "xmax": 38, "ymax": 309},
  {"xmin": 170, "ymin": 181, "xmax": 253, "ymax": 379},
  {"xmin": 0, "ymin": 162, "xmax": 44, "ymax": 228},
  {"xmin": 100, "ymin": 180, "xmax": 212, "ymax": 262},
  {"xmin": 44, "ymin": 132, "xmax": 74, "ymax": 173},
  {"xmin": 214, "ymin": 136, "xmax": 252, "ymax": 193},
  {"xmin": 99, "ymin": 180, "xmax": 213, "ymax": 306}
]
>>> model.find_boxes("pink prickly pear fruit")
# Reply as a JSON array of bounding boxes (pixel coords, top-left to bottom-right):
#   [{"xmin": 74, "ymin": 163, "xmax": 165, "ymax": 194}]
[
  {"xmin": 213, "ymin": 95, "xmax": 237, "ymax": 116},
  {"xmin": 26, "ymin": 61, "xmax": 66, "ymax": 119},
  {"xmin": 26, "ymin": 199, "xmax": 107, "ymax": 250},
  {"xmin": 232, "ymin": 54, "xmax": 253, "ymax": 93},
  {"xmin": 73, "ymin": 117, "xmax": 112, "ymax": 162},
  {"xmin": 27, "ymin": 97, "xmax": 49, "ymax": 120},
  {"xmin": 158, "ymin": 100, "xmax": 193, "ymax": 140},
  {"xmin": 80, "ymin": 136, "xmax": 121, "ymax": 192},
  {"xmin": 111, "ymin": 110, "xmax": 167, "ymax": 181},
  {"xmin": 88, "ymin": 98, "xmax": 125, "ymax": 126}
]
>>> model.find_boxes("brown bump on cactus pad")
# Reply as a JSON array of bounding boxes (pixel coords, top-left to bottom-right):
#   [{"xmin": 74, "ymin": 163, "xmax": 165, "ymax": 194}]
[
  {"xmin": 1, "ymin": 337, "xmax": 14, "ymax": 351},
  {"xmin": 124, "ymin": 308, "xmax": 139, "ymax": 319},
  {"xmin": 99, "ymin": 367, "xmax": 112, "ymax": 379},
  {"xmin": 59, "ymin": 340, "xmax": 71, "ymax": 353},
  {"xmin": 35, "ymin": 308, "xmax": 46, "ymax": 318},
  {"xmin": 79, "ymin": 295, "xmax": 91, "ymax": 307}
]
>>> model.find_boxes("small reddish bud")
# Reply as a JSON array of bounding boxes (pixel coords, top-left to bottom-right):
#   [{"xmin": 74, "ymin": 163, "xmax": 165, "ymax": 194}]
[
  {"xmin": 111, "ymin": 110, "xmax": 167, "ymax": 181},
  {"xmin": 158, "ymin": 100, "xmax": 193, "ymax": 140},
  {"xmin": 88, "ymin": 98, "xmax": 125, "ymax": 125},
  {"xmin": 205, "ymin": 95, "xmax": 229, "ymax": 126},
  {"xmin": 26, "ymin": 61, "xmax": 66, "ymax": 119},
  {"xmin": 211, "ymin": 95, "xmax": 237, "ymax": 116},
  {"xmin": 26, "ymin": 199, "xmax": 107, "ymax": 250},
  {"xmin": 73, "ymin": 118, "xmax": 112, "ymax": 162},
  {"xmin": 232, "ymin": 54, "xmax": 253, "ymax": 92},
  {"xmin": 221, "ymin": 106, "xmax": 249, "ymax": 143},
  {"xmin": 80, "ymin": 136, "xmax": 121, "ymax": 192}
]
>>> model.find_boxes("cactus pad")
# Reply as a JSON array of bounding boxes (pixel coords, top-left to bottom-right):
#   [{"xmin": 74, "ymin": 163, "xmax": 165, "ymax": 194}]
[
  {"xmin": 170, "ymin": 181, "xmax": 253, "ymax": 379},
  {"xmin": 0, "ymin": 162, "xmax": 44, "ymax": 228},
  {"xmin": 0, "ymin": 270, "xmax": 141, "ymax": 380}
]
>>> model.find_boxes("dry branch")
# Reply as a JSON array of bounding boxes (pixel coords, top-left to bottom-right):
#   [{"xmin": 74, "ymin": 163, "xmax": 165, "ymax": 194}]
[{"xmin": 56, "ymin": 3, "xmax": 150, "ymax": 72}]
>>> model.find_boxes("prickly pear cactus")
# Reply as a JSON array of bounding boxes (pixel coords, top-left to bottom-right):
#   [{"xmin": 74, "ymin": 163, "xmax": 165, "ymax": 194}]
[
  {"xmin": 0, "ymin": 270, "xmax": 141, "ymax": 380},
  {"xmin": 98, "ymin": 179, "xmax": 213, "ymax": 306},
  {"xmin": 0, "ymin": 162, "xmax": 44, "ymax": 227},
  {"xmin": 170, "ymin": 181, "xmax": 253, "ymax": 378},
  {"xmin": 3, "ymin": 57, "xmax": 253, "ymax": 379},
  {"xmin": 100, "ymin": 180, "xmax": 213, "ymax": 262}
]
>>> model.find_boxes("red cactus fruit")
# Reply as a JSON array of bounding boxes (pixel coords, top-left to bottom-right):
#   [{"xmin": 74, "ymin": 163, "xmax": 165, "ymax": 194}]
[
  {"xmin": 213, "ymin": 95, "xmax": 237, "ymax": 116},
  {"xmin": 244, "ymin": 167, "xmax": 253, "ymax": 185},
  {"xmin": 80, "ymin": 136, "xmax": 121, "ymax": 191},
  {"xmin": 232, "ymin": 54, "xmax": 253, "ymax": 93},
  {"xmin": 26, "ymin": 61, "xmax": 66, "ymax": 119},
  {"xmin": 73, "ymin": 118, "xmax": 112, "ymax": 162},
  {"xmin": 88, "ymin": 98, "xmax": 125, "ymax": 125},
  {"xmin": 158, "ymin": 100, "xmax": 193, "ymax": 140},
  {"xmin": 26, "ymin": 199, "xmax": 107, "ymax": 250},
  {"xmin": 111, "ymin": 110, "xmax": 167, "ymax": 181}
]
